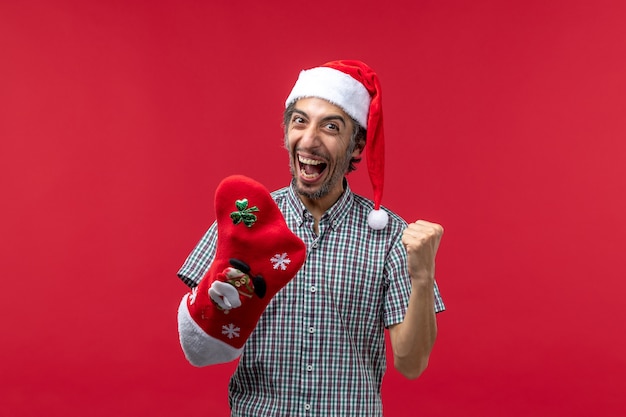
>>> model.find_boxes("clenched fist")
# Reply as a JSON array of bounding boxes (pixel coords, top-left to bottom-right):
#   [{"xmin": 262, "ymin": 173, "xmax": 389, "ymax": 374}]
[{"xmin": 402, "ymin": 220, "xmax": 444, "ymax": 284}]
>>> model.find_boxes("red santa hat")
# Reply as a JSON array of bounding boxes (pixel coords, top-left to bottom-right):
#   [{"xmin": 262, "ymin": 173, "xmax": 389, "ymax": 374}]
[
  {"xmin": 178, "ymin": 175, "xmax": 306, "ymax": 366},
  {"xmin": 285, "ymin": 60, "xmax": 389, "ymax": 229}
]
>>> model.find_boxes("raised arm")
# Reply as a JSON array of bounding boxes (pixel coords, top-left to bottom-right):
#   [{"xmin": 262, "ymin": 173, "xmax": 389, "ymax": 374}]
[{"xmin": 388, "ymin": 220, "xmax": 443, "ymax": 379}]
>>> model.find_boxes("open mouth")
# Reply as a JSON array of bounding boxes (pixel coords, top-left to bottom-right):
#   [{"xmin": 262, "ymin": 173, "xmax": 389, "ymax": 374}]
[{"xmin": 298, "ymin": 154, "xmax": 327, "ymax": 180}]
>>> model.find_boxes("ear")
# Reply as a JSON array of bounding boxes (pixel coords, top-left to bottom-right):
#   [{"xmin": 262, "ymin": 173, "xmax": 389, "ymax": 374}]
[{"xmin": 352, "ymin": 133, "xmax": 366, "ymax": 158}]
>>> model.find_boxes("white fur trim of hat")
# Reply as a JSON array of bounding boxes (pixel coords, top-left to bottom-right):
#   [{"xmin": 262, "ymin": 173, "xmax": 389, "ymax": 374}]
[{"xmin": 285, "ymin": 67, "xmax": 371, "ymax": 128}]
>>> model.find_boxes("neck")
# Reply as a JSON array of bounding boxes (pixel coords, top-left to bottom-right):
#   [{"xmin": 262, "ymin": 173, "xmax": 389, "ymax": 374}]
[{"xmin": 297, "ymin": 180, "xmax": 346, "ymax": 230}]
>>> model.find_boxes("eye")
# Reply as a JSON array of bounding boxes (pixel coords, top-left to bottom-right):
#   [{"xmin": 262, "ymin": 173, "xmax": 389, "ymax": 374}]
[
  {"xmin": 291, "ymin": 115, "xmax": 306, "ymax": 125},
  {"xmin": 324, "ymin": 122, "xmax": 340, "ymax": 132}
]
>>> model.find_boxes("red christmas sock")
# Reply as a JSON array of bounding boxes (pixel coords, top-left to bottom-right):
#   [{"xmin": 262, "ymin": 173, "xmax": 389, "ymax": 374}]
[{"xmin": 178, "ymin": 175, "xmax": 306, "ymax": 366}]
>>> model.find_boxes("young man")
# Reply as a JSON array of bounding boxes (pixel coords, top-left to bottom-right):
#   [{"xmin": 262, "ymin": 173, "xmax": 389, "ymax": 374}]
[{"xmin": 177, "ymin": 60, "xmax": 445, "ymax": 416}]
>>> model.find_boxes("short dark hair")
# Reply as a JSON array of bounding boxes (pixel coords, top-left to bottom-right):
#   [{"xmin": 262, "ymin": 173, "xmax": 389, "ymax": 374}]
[{"xmin": 283, "ymin": 101, "xmax": 366, "ymax": 173}]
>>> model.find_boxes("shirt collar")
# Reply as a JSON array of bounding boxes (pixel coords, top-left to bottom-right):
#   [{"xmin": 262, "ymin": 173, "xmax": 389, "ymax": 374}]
[{"xmin": 285, "ymin": 179, "xmax": 353, "ymax": 231}]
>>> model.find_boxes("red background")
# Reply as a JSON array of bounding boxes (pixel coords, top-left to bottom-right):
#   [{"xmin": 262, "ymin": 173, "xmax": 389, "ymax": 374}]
[{"xmin": 2, "ymin": 1, "xmax": 625, "ymax": 416}]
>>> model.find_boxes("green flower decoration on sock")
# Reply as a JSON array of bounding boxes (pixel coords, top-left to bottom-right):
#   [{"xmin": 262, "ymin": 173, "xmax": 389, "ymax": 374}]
[{"xmin": 230, "ymin": 199, "xmax": 259, "ymax": 227}]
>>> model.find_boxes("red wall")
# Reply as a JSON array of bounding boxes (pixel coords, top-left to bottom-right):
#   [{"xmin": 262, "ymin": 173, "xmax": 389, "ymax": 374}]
[{"xmin": 1, "ymin": 1, "xmax": 625, "ymax": 416}]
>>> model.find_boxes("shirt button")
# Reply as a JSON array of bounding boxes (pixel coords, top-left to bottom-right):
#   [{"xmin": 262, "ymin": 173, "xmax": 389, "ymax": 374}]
[
  {"xmin": 310, "ymin": 286, "xmax": 316, "ymax": 293},
  {"xmin": 306, "ymin": 365, "xmax": 313, "ymax": 372},
  {"xmin": 312, "ymin": 242, "xmax": 318, "ymax": 249},
  {"xmin": 308, "ymin": 327, "xmax": 315, "ymax": 334},
  {"xmin": 304, "ymin": 404, "xmax": 311, "ymax": 411}
]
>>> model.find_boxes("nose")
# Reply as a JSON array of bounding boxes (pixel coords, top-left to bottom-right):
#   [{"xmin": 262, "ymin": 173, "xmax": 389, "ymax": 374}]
[{"xmin": 299, "ymin": 124, "xmax": 320, "ymax": 148}]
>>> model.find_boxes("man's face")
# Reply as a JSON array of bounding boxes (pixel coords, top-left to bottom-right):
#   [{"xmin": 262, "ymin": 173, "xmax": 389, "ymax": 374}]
[{"xmin": 285, "ymin": 97, "xmax": 361, "ymax": 205}]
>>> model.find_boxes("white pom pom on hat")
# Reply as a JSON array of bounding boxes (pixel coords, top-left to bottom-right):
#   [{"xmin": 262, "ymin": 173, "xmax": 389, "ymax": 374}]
[
  {"xmin": 286, "ymin": 60, "xmax": 388, "ymax": 229},
  {"xmin": 367, "ymin": 208, "xmax": 389, "ymax": 230}
]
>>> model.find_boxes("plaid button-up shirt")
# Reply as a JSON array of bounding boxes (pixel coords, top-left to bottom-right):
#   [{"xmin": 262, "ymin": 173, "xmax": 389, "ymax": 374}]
[{"xmin": 178, "ymin": 181, "xmax": 445, "ymax": 417}]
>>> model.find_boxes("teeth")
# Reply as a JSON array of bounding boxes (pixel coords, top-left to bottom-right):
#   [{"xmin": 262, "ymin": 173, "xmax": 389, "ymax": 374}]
[
  {"xmin": 298, "ymin": 155, "xmax": 323, "ymax": 165},
  {"xmin": 300, "ymin": 169, "xmax": 320, "ymax": 179}
]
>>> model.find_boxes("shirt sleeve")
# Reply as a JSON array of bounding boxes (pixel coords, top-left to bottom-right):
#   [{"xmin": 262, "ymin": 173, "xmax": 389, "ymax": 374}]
[
  {"xmin": 383, "ymin": 232, "xmax": 412, "ymax": 328},
  {"xmin": 177, "ymin": 221, "xmax": 218, "ymax": 288},
  {"xmin": 433, "ymin": 280, "xmax": 446, "ymax": 313}
]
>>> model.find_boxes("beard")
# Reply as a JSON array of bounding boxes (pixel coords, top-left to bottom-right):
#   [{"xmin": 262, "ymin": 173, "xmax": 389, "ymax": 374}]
[{"xmin": 287, "ymin": 142, "xmax": 354, "ymax": 201}]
